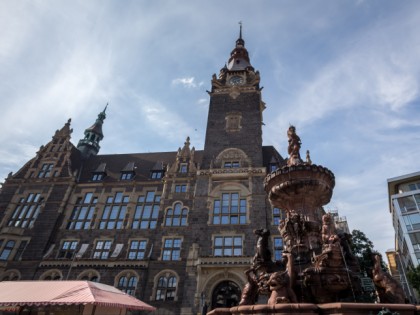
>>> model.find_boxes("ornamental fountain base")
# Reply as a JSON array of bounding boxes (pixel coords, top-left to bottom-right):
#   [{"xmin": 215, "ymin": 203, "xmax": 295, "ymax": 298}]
[{"xmin": 208, "ymin": 126, "xmax": 409, "ymax": 315}]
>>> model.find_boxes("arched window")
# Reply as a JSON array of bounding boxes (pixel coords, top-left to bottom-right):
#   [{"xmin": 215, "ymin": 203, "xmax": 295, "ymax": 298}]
[
  {"xmin": 78, "ymin": 269, "xmax": 100, "ymax": 282},
  {"xmin": 211, "ymin": 281, "xmax": 241, "ymax": 309},
  {"xmin": 0, "ymin": 270, "xmax": 20, "ymax": 281},
  {"xmin": 115, "ymin": 270, "xmax": 139, "ymax": 296},
  {"xmin": 39, "ymin": 269, "xmax": 63, "ymax": 281},
  {"xmin": 164, "ymin": 203, "xmax": 188, "ymax": 226},
  {"xmin": 156, "ymin": 274, "xmax": 177, "ymax": 301}
]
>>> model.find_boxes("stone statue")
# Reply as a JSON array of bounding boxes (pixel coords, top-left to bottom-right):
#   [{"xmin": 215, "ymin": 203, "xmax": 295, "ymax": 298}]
[
  {"xmin": 267, "ymin": 253, "xmax": 297, "ymax": 304},
  {"xmin": 282, "ymin": 212, "xmax": 305, "ymax": 248},
  {"xmin": 372, "ymin": 254, "xmax": 406, "ymax": 304},
  {"xmin": 321, "ymin": 213, "xmax": 339, "ymax": 245},
  {"xmin": 253, "ymin": 229, "xmax": 272, "ymax": 265},
  {"xmin": 239, "ymin": 269, "xmax": 259, "ymax": 306},
  {"xmin": 287, "ymin": 125, "xmax": 302, "ymax": 166}
]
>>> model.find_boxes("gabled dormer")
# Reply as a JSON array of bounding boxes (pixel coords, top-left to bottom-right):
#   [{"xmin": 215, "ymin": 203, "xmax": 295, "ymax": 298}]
[
  {"xmin": 10, "ymin": 119, "xmax": 79, "ymax": 181},
  {"xmin": 120, "ymin": 162, "xmax": 135, "ymax": 180},
  {"xmin": 150, "ymin": 161, "xmax": 165, "ymax": 179},
  {"xmin": 167, "ymin": 137, "xmax": 197, "ymax": 176},
  {"xmin": 91, "ymin": 162, "xmax": 107, "ymax": 181}
]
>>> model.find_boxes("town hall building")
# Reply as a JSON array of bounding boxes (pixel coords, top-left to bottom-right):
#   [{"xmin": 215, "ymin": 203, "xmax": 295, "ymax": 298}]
[{"xmin": 0, "ymin": 30, "xmax": 287, "ymax": 314}]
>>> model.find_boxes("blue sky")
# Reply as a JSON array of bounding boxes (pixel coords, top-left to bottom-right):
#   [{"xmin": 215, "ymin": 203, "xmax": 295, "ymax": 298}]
[{"xmin": 1, "ymin": 0, "xmax": 420, "ymax": 256}]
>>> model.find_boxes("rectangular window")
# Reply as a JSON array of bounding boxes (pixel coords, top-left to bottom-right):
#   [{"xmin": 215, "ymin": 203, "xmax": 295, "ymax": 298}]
[
  {"xmin": 67, "ymin": 193, "xmax": 97, "ymax": 230},
  {"xmin": 92, "ymin": 173, "xmax": 104, "ymax": 181},
  {"xmin": 38, "ymin": 163, "xmax": 54, "ymax": 178},
  {"xmin": 162, "ymin": 238, "xmax": 182, "ymax": 261},
  {"xmin": 8, "ymin": 193, "xmax": 43, "ymax": 229},
  {"xmin": 99, "ymin": 192, "xmax": 128, "ymax": 230},
  {"xmin": 128, "ymin": 240, "xmax": 147, "ymax": 260},
  {"xmin": 212, "ymin": 193, "xmax": 246, "ymax": 225},
  {"xmin": 213, "ymin": 236, "xmax": 242, "ymax": 257},
  {"xmin": 398, "ymin": 196, "xmax": 418, "ymax": 213},
  {"xmin": 269, "ymin": 164, "xmax": 278, "ymax": 172},
  {"xmin": 93, "ymin": 240, "xmax": 113, "ymax": 259},
  {"xmin": 273, "ymin": 208, "xmax": 286, "ymax": 226},
  {"xmin": 0, "ymin": 240, "xmax": 16, "ymax": 261},
  {"xmin": 58, "ymin": 240, "xmax": 79, "ymax": 259},
  {"xmin": 179, "ymin": 164, "xmax": 188, "ymax": 173},
  {"xmin": 175, "ymin": 184, "xmax": 187, "ymax": 193},
  {"xmin": 132, "ymin": 192, "xmax": 160, "ymax": 229},
  {"xmin": 120, "ymin": 172, "xmax": 134, "ymax": 180},
  {"xmin": 273, "ymin": 237, "xmax": 283, "ymax": 261},
  {"xmin": 403, "ymin": 213, "xmax": 420, "ymax": 231},
  {"xmin": 224, "ymin": 161, "xmax": 240, "ymax": 168},
  {"xmin": 151, "ymin": 171, "xmax": 163, "ymax": 179}
]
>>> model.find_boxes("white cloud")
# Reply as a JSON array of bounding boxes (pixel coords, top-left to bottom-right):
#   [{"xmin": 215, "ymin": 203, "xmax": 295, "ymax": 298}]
[{"xmin": 172, "ymin": 77, "xmax": 203, "ymax": 88}]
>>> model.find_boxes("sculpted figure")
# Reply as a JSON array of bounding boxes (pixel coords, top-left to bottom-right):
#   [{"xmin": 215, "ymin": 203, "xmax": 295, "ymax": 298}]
[
  {"xmin": 239, "ymin": 269, "xmax": 259, "ymax": 306},
  {"xmin": 267, "ymin": 253, "xmax": 297, "ymax": 305},
  {"xmin": 321, "ymin": 213, "xmax": 339, "ymax": 244},
  {"xmin": 372, "ymin": 254, "xmax": 405, "ymax": 304},
  {"xmin": 253, "ymin": 229, "xmax": 272, "ymax": 265},
  {"xmin": 283, "ymin": 212, "xmax": 305, "ymax": 247},
  {"xmin": 287, "ymin": 126, "xmax": 302, "ymax": 166}
]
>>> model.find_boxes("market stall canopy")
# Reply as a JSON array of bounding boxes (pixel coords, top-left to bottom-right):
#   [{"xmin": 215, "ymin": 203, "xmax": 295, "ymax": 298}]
[{"xmin": 0, "ymin": 281, "xmax": 155, "ymax": 311}]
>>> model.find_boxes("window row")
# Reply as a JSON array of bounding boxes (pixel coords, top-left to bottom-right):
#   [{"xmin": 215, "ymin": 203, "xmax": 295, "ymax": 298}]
[
  {"xmin": 3, "ymin": 192, "xmax": 285, "ymax": 232},
  {"xmin": 55, "ymin": 235, "xmax": 284, "ymax": 261}
]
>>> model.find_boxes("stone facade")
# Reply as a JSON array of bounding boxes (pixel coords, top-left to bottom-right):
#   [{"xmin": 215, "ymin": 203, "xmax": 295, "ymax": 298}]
[{"xmin": 0, "ymin": 32, "xmax": 285, "ymax": 314}]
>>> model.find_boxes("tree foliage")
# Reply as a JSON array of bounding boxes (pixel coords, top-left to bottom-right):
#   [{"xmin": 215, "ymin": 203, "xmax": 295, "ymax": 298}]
[
  {"xmin": 407, "ymin": 265, "xmax": 420, "ymax": 293},
  {"xmin": 351, "ymin": 229, "xmax": 376, "ymax": 276}
]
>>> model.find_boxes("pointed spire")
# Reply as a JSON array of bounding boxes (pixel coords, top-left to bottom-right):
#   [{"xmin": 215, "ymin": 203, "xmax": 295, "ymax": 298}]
[
  {"xmin": 77, "ymin": 105, "xmax": 108, "ymax": 159},
  {"xmin": 227, "ymin": 23, "xmax": 253, "ymax": 71}
]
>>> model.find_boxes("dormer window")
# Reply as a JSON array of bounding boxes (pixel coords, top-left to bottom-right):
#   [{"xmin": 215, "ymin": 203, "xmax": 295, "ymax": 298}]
[
  {"xmin": 269, "ymin": 164, "xmax": 278, "ymax": 172},
  {"xmin": 92, "ymin": 173, "xmax": 104, "ymax": 181},
  {"xmin": 224, "ymin": 161, "xmax": 240, "ymax": 168},
  {"xmin": 38, "ymin": 163, "xmax": 54, "ymax": 178},
  {"xmin": 121, "ymin": 172, "xmax": 134, "ymax": 180},
  {"xmin": 151, "ymin": 171, "xmax": 163, "ymax": 179},
  {"xmin": 179, "ymin": 164, "xmax": 188, "ymax": 173}
]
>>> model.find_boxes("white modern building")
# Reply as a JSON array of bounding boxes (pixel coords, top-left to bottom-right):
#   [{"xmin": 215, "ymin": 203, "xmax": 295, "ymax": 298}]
[{"xmin": 387, "ymin": 171, "xmax": 420, "ymax": 303}]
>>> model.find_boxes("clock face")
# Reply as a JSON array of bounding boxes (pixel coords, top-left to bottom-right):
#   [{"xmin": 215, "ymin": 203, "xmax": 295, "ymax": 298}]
[{"xmin": 229, "ymin": 76, "xmax": 244, "ymax": 86}]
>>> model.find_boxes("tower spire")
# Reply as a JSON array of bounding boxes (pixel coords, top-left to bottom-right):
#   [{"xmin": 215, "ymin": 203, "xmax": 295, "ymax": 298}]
[{"xmin": 77, "ymin": 104, "xmax": 108, "ymax": 159}]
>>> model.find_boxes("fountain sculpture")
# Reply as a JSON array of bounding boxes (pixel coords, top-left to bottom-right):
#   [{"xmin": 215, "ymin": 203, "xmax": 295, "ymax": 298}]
[{"xmin": 208, "ymin": 126, "xmax": 413, "ymax": 315}]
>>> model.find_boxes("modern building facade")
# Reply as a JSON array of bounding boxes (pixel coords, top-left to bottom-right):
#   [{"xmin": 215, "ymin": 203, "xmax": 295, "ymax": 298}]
[
  {"xmin": 0, "ymin": 31, "xmax": 287, "ymax": 314},
  {"xmin": 387, "ymin": 171, "xmax": 420, "ymax": 303}
]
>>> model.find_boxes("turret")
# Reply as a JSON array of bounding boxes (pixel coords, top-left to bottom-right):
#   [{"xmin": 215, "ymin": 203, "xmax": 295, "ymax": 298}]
[{"xmin": 77, "ymin": 105, "xmax": 107, "ymax": 159}]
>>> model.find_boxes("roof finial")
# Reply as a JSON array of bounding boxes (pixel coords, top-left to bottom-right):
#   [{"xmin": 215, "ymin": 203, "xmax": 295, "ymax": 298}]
[{"xmin": 239, "ymin": 21, "xmax": 242, "ymax": 39}]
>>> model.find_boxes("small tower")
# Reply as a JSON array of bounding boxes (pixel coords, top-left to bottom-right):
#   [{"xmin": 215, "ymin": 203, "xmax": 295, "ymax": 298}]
[{"xmin": 77, "ymin": 105, "xmax": 107, "ymax": 159}]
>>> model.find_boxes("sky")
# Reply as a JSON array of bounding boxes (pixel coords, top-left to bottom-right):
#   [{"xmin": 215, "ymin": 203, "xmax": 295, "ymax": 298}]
[{"xmin": 0, "ymin": 0, "xmax": 419, "ymax": 257}]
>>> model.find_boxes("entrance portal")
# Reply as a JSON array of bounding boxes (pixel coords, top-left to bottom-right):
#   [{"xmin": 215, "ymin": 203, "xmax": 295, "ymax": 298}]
[{"xmin": 211, "ymin": 281, "xmax": 241, "ymax": 309}]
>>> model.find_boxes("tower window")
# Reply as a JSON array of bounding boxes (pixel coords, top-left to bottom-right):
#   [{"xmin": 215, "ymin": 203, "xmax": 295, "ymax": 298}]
[
  {"xmin": 212, "ymin": 193, "xmax": 247, "ymax": 225},
  {"xmin": 37, "ymin": 163, "xmax": 54, "ymax": 178},
  {"xmin": 213, "ymin": 236, "xmax": 242, "ymax": 257},
  {"xmin": 175, "ymin": 184, "xmax": 187, "ymax": 193},
  {"xmin": 224, "ymin": 161, "xmax": 240, "ymax": 168},
  {"xmin": 132, "ymin": 192, "xmax": 160, "ymax": 229},
  {"xmin": 8, "ymin": 193, "xmax": 44, "ymax": 229}
]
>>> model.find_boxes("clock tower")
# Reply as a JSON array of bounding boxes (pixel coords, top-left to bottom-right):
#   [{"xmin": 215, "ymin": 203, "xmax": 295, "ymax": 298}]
[{"xmin": 202, "ymin": 26, "xmax": 265, "ymax": 169}]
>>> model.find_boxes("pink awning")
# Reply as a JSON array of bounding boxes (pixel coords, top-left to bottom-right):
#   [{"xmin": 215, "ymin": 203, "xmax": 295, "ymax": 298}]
[{"xmin": 0, "ymin": 281, "xmax": 155, "ymax": 311}]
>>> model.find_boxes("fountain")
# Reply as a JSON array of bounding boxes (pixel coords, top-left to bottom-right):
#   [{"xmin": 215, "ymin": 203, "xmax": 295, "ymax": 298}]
[{"xmin": 208, "ymin": 126, "xmax": 414, "ymax": 315}]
